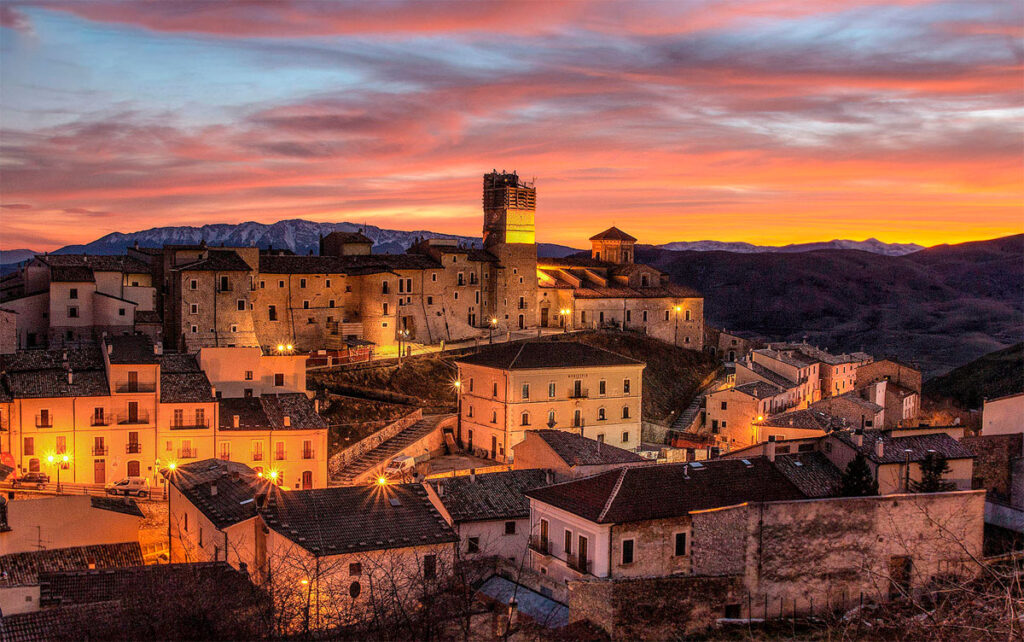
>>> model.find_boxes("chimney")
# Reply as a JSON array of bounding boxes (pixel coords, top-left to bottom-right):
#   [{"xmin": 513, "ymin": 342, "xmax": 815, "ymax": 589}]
[
  {"xmin": 437, "ymin": 482, "xmax": 444, "ymax": 497},
  {"xmin": 469, "ymin": 468, "xmax": 476, "ymax": 483},
  {"xmin": 67, "ymin": 371, "xmax": 73, "ymax": 385},
  {"xmin": 283, "ymin": 415, "xmax": 291, "ymax": 427},
  {"xmin": 153, "ymin": 342, "xmax": 163, "ymax": 355},
  {"xmin": 314, "ymin": 399, "xmax": 320, "ymax": 413},
  {"xmin": 544, "ymin": 469, "xmax": 554, "ymax": 485},
  {"xmin": 766, "ymin": 435, "xmax": 776, "ymax": 462},
  {"xmin": 211, "ymin": 386, "xmax": 216, "ymax": 398},
  {"xmin": 875, "ymin": 438, "xmax": 884, "ymax": 459},
  {"xmin": 107, "ymin": 344, "xmax": 113, "ymax": 356},
  {"xmin": 853, "ymin": 429, "xmax": 863, "ymax": 447},
  {"xmin": 210, "ymin": 482, "xmax": 218, "ymax": 496},
  {"xmin": 255, "ymin": 493, "xmax": 267, "ymax": 509},
  {"xmin": 233, "ymin": 415, "xmax": 240, "ymax": 428}
]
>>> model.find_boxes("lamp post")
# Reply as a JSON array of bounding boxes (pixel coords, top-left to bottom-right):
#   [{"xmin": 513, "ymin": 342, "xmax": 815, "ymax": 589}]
[
  {"xmin": 453, "ymin": 378, "xmax": 463, "ymax": 448},
  {"xmin": 560, "ymin": 308, "xmax": 571, "ymax": 333},
  {"xmin": 46, "ymin": 453, "xmax": 70, "ymax": 494},
  {"xmin": 489, "ymin": 317, "xmax": 498, "ymax": 344},
  {"xmin": 397, "ymin": 329, "xmax": 409, "ymax": 365},
  {"xmin": 674, "ymin": 305, "xmax": 682, "ymax": 346}
]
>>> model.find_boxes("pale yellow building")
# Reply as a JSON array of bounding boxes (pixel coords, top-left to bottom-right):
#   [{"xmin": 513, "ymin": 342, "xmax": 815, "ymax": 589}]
[{"xmin": 456, "ymin": 342, "xmax": 645, "ymax": 461}]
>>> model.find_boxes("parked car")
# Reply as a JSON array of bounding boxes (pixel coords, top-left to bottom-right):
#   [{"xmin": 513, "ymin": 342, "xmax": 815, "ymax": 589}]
[
  {"xmin": 105, "ymin": 477, "xmax": 150, "ymax": 498},
  {"xmin": 383, "ymin": 455, "xmax": 415, "ymax": 480},
  {"xmin": 12, "ymin": 472, "xmax": 50, "ymax": 489}
]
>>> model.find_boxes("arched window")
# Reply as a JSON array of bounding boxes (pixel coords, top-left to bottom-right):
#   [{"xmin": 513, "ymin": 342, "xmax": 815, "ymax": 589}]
[
  {"xmin": 573, "ymin": 410, "xmax": 582, "ymax": 427},
  {"xmin": 685, "ymin": 310, "xmax": 691, "ymax": 321},
  {"xmin": 491, "ymin": 410, "xmax": 497, "ymax": 424},
  {"xmin": 521, "ymin": 412, "xmax": 530, "ymax": 426},
  {"xmin": 547, "ymin": 410, "xmax": 556, "ymax": 427},
  {"xmin": 598, "ymin": 408, "xmax": 606, "ymax": 421},
  {"xmin": 467, "ymin": 405, "xmax": 474, "ymax": 418},
  {"xmin": 622, "ymin": 406, "xmax": 631, "ymax": 419}
]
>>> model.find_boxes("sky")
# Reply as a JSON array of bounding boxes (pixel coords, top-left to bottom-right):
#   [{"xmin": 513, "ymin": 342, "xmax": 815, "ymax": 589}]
[{"xmin": 0, "ymin": 0, "xmax": 1022, "ymax": 251}]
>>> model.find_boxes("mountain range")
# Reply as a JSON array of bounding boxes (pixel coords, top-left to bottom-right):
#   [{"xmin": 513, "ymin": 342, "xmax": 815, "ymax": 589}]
[{"xmin": 2, "ymin": 219, "xmax": 927, "ymax": 267}]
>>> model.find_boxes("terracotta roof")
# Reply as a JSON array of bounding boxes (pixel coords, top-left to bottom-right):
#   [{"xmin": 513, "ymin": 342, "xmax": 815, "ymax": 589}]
[
  {"xmin": 538, "ymin": 256, "xmax": 607, "ymax": 269},
  {"xmin": 832, "ymin": 430, "xmax": 975, "ymax": 465},
  {"xmin": 759, "ymin": 408, "xmax": 850, "ymax": 431},
  {"xmin": 739, "ymin": 360, "xmax": 797, "ymax": 388},
  {"xmin": 322, "ymin": 231, "xmax": 372, "ymax": 245},
  {"xmin": 218, "ymin": 393, "xmax": 327, "ymax": 431},
  {"xmin": 38, "ymin": 254, "xmax": 150, "ymax": 274},
  {"xmin": 106, "ymin": 335, "xmax": 159, "ymax": 364},
  {"xmin": 0, "ymin": 600, "xmax": 123, "ymax": 642},
  {"xmin": 38, "ymin": 562, "xmax": 251, "ymax": 608},
  {"xmin": 525, "ymin": 458, "xmax": 806, "ymax": 524},
  {"xmin": 886, "ymin": 382, "xmax": 918, "ymax": 399},
  {"xmin": 570, "ymin": 282, "xmax": 701, "ymax": 299},
  {"xmin": 160, "ymin": 372, "xmax": 214, "ymax": 403},
  {"xmin": 89, "ymin": 496, "xmax": 145, "ymax": 519},
  {"xmin": 259, "ymin": 255, "xmax": 350, "ymax": 275},
  {"xmin": 589, "ymin": 227, "xmax": 637, "ymax": 242},
  {"xmin": 526, "ymin": 430, "xmax": 645, "ymax": 467},
  {"xmin": 819, "ymin": 392, "xmax": 884, "ymax": 414},
  {"xmin": 0, "ymin": 542, "xmax": 144, "ymax": 587},
  {"xmin": 50, "ymin": 265, "xmax": 95, "ymax": 283},
  {"xmin": 163, "ymin": 459, "xmax": 269, "ymax": 529},
  {"xmin": 429, "ymin": 469, "xmax": 550, "ymax": 523},
  {"xmin": 0, "ymin": 355, "xmax": 110, "ymax": 399},
  {"xmin": 158, "ymin": 353, "xmax": 202, "ymax": 373},
  {"xmin": 457, "ymin": 341, "xmax": 642, "ymax": 370},
  {"xmin": 466, "ymin": 249, "xmax": 499, "ymax": 262},
  {"xmin": 732, "ymin": 381, "xmax": 784, "ymax": 399},
  {"xmin": 771, "ymin": 452, "xmax": 842, "ymax": 498},
  {"xmin": 260, "ymin": 483, "xmax": 458, "ymax": 556},
  {"xmin": 172, "ymin": 250, "xmax": 251, "ymax": 272}
]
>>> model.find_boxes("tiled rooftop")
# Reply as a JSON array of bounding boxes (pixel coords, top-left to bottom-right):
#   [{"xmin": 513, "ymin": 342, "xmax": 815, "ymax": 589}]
[
  {"xmin": 589, "ymin": 227, "xmax": 638, "ymax": 241},
  {"xmin": 0, "ymin": 542, "xmax": 144, "ymax": 587},
  {"xmin": 457, "ymin": 341, "xmax": 642, "ymax": 370},
  {"xmin": 526, "ymin": 458, "xmax": 806, "ymax": 524},
  {"xmin": 106, "ymin": 335, "xmax": 160, "ymax": 364},
  {"xmin": 38, "ymin": 254, "xmax": 150, "ymax": 274},
  {"xmin": 160, "ymin": 372, "xmax": 214, "ymax": 403},
  {"xmin": 429, "ymin": 469, "xmax": 550, "ymax": 523},
  {"xmin": 163, "ymin": 459, "xmax": 268, "ymax": 529},
  {"xmin": 732, "ymin": 381, "xmax": 784, "ymax": 399},
  {"xmin": 771, "ymin": 452, "xmax": 842, "ymax": 498},
  {"xmin": 260, "ymin": 483, "xmax": 458, "ymax": 556},
  {"xmin": 218, "ymin": 393, "xmax": 327, "ymax": 431},
  {"xmin": 759, "ymin": 408, "xmax": 851, "ymax": 431},
  {"xmin": 89, "ymin": 496, "xmax": 145, "ymax": 519},
  {"xmin": 832, "ymin": 429, "xmax": 975, "ymax": 464},
  {"xmin": 172, "ymin": 250, "xmax": 251, "ymax": 272},
  {"xmin": 527, "ymin": 430, "xmax": 646, "ymax": 467}
]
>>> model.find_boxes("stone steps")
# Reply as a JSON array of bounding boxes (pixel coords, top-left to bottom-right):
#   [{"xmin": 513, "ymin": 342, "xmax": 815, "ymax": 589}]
[{"xmin": 332, "ymin": 415, "xmax": 447, "ymax": 486}]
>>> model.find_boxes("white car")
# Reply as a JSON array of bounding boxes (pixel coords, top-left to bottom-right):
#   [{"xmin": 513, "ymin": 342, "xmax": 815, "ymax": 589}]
[
  {"xmin": 384, "ymin": 455, "xmax": 415, "ymax": 480},
  {"xmin": 105, "ymin": 477, "xmax": 150, "ymax": 498}
]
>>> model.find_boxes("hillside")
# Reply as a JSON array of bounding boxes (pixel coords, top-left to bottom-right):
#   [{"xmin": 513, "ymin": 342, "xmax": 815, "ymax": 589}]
[
  {"xmin": 309, "ymin": 331, "xmax": 719, "ymax": 427},
  {"xmin": 639, "ymin": 234, "xmax": 1024, "ymax": 377},
  {"xmin": 924, "ymin": 343, "xmax": 1024, "ymax": 409}
]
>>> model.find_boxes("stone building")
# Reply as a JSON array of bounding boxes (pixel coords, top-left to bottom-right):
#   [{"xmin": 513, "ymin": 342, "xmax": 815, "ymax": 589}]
[
  {"xmin": 511, "ymin": 429, "xmax": 646, "ymax": 481},
  {"xmin": 455, "ymin": 342, "xmax": 645, "ymax": 461}
]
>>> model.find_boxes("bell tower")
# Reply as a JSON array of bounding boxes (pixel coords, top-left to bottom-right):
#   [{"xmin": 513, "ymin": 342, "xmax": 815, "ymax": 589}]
[{"xmin": 483, "ymin": 170, "xmax": 536, "ymax": 248}]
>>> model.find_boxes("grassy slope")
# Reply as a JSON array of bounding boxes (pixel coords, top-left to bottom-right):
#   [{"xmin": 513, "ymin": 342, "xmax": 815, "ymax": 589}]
[{"xmin": 923, "ymin": 342, "xmax": 1024, "ymax": 409}]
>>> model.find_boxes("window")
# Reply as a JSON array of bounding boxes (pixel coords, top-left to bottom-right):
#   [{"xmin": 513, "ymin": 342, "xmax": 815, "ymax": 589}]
[
  {"xmin": 597, "ymin": 433, "xmax": 605, "ymax": 443},
  {"xmin": 490, "ymin": 411, "xmax": 497, "ymax": 424},
  {"xmin": 492, "ymin": 382, "xmax": 498, "ymax": 397},
  {"xmin": 118, "ymin": 308, "xmax": 126, "ymax": 316},
  {"xmin": 382, "ymin": 281, "xmax": 389, "ymax": 294},
  {"xmin": 173, "ymin": 409, "xmax": 184, "ymax": 427},
  {"xmin": 721, "ymin": 401, "xmax": 727, "ymax": 410},
  {"xmin": 665, "ymin": 310, "xmax": 670, "ymax": 321},
  {"xmin": 599, "ymin": 380, "xmax": 606, "ymax": 395},
  {"xmin": 244, "ymin": 370, "xmax": 253, "ymax": 381},
  {"xmin": 622, "ymin": 539, "xmax": 634, "ymax": 564},
  {"xmin": 219, "ymin": 276, "xmax": 229, "ymax": 292},
  {"xmin": 625, "ymin": 310, "xmax": 631, "ymax": 323},
  {"xmin": 573, "ymin": 410, "xmax": 582, "ymax": 427},
  {"xmin": 219, "ymin": 443, "xmax": 230, "ymax": 461},
  {"xmin": 547, "ymin": 410, "xmax": 555, "ymax": 426},
  {"xmin": 69, "ymin": 288, "xmax": 78, "ymax": 299},
  {"xmin": 329, "ymin": 299, "xmax": 335, "ymax": 308},
  {"xmin": 325, "ymin": 279, "xmax": 331, "ymax": 288},
  {"xmin": 622, "ymin": 406, "xmax": 630, "ymax": 419},
  {"xmin": 623, "ymin": 379, "xmax": 631, "ymax": 394},
  {"xmin": 237, "ymin": 300, "xmax": 245, "ymax": 311},
  {"xmin": 521, "ymin": 384, "xmax": 529, "ymax": 399},
  {"xmin": 195, "ymin": 409, "xmax": 205, "ymax": 427},
  {"xmin": 431, "ymin": 272, "xmax": 438, "ymax": 282},
  {"xmin": 621, "ymin": 431, "xmax": 630, "ymax": 443},
  {"xmin": 278, "ymin": 280, "xmax": 285, "ymax": 288},
  {"xmin": 275, "ymin": 373, "xmax": 285, "ymax": 387},
  {"xmin": 675, "ymin": 532, "xmax": 687, "ymax": 556},
  {"xmin": 521, "ymin": 412, "xmax": 530, "ymax": 426},
  {"xmin": 382, "ymin": 303, "xmax": 389, "ymax": 315},
  {"xmin": 426, "ymin": 296, "xmax": 433, "ymax": 305},
  {"xmin": 504, "ymin": 521, "xmax": 516, "ymax": 535},
  {"xmin": 349, "ymin": 562, "xmax": 362, "ymax": 576},
  {"xmin": 68, "ymin": 306, "xmax": 79, "ymax": 318},
  {"xmin": 642, "ymin": 310, "xmax": 648, "ymax": 322},
  {"xmin": 191, "ymin": 325, "xmax": 198, "ymax": 333},
  {"xmin": 598, "ymin": 408, "xmax": 606, "ymax": 421},
  {"xmin": 251, "ymin": 441, "xmax": 264, "ymax": 461},
  {"xmin": 23, "ymin": 437, "xmax": 34, "ymax": 456},
  {"xmin": 467, "ymin": 405, "xmax": 474, "ymax": 418},
  {"xmin": 190, "ymin": 279, "xmax": 198, "ymax": 290},
  {"xmin": 467, "ymin": 537, "xmax": 480, "ymax": 554},
  {"xmin": 423, "ymin": 554, "xmax": 437, "ymax": 579},
  {"xmin": 275, "ymin": 442, "xmax": 285, "ymax": 461},
  {"xmin": 685, "ymin": 310, "xmax": 691, "ymax": 321},
  {"xmin": 721, "ymin": 420, "xmax": 727, "ymax": 428},
  {"xmin": 303, "ymin": 300, "xmax": 310, "ymax": 309},
  {"xmin": 299, "ymin": 278, "xmax": 306, "ymax": 288},
  {"xmin": 711, "ymin": 419, "xmax": 719, "ymax": 433},
  {"xmin": 268, "ymin": 305, "xmax": 277, "ymax": 321},
  {"xmin": 564, "ymin": 530, "xmax": 572, "ymax": 555},
  {"xmin": 260, "ymin": 280, "xmax": 265, "ymax": 289},
  {"xmin": 190, "ymin": 304, "xmax": 198, "ymax": 315},
  {"xmin": 548, "ymin": 382, "xmax": 556, "ymax": 398}
]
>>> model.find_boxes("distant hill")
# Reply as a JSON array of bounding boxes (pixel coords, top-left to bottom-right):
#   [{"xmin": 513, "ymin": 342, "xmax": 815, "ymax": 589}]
[
  {"xmin": 0, "ymin": 249, "xmax": 37, "ymax": 265},
  {"xmin": 639, "ymin": 234, "xmax": 1024, "ymax": 377},
  {"xmin": 924, "ymin": 343, "xmax": 1024, "ymax": 409},
  {"xmin": 657, "ymin": 238, "xmax": 924, "ymax": 256},
  {"xmin": 2, "ymin": 219, "xmax": 580, "ymax": 262}
]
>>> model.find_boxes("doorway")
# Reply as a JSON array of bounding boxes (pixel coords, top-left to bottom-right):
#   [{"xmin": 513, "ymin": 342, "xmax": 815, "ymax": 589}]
[
  {"xmin": 94, "ymin": 459, "xmax": 105, "ymax": 484},
  {"xmin": 540, "ymin": 308, "xmax": 549, "ymax": 327},
  {"xmin": 302, "ymin": 470, "xmax": 313, "ymax": 490}
]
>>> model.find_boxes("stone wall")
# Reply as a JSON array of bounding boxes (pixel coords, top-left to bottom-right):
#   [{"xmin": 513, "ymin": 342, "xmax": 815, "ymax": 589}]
[
  {"xmin": 690, "ymin": 504, "xmax": 748, "ymax": 577},
  {"xmin": 328, "ymin": 409, "xmax": 423, "ymax": 474},
  {"xmin": 568, "ymin": 575, "xmax": 744, "ymax": 639},
  {"xmin": 962, "ymin": 433, "xmax": 1022, "ymax": 502}
]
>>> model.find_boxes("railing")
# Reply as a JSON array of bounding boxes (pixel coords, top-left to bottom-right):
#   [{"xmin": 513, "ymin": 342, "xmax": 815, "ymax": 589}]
[
  {"xmin": 219, "ymin": 453, "xmax": 231, "ymax": 461},
  {"xmin": 179, "ymin": 448, "xmax": 198, "ymax": 460},
  {"xmin": 566, "ymin": 553, "xmax": 589, "ymax": 574},
  {"xmin": 115, "ymin": 383, "xmax": 156, "ymax": 393},
  {"xmin": 118, "ymin": 411, "xmax": 151, "ymax": 425},
  {"xmin": 529, "ymin": 536, "xmax": 549, "ymax": 556},
  {"xmin": 252, "ymin": 452, "xmax": 264, "ymax": 462},
  {"xmin": 91, "ymin": 415, "xmax": 112, "ymax": 427},
  {"xmin": 35, "ymin": 415, "xmax": 53, "ymax": 428},
  {"xmin": 92, "ymin": 446, "xmax": 109, "ymax": 456},
  {"xmin": 569, "ymin": 389, "xmax": 589, "ymax": 399},
  {"xmin": 302, "ymin": 449, "xmax": 314, "ymax": 460},
  {"xmin": 274, "ymin": 451, "xmax": 286, "ymax": 461},
  {"xmin": 169, "ymin": 420, "xmax": 210, "ymax": 430},
  {"xmin": 125, "ymin": 443, "xmax": 142, "ymax": 454}
]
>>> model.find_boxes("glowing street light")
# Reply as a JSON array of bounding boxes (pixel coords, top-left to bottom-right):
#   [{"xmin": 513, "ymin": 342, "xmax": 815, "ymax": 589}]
[
  {"xmin": 46, "ymin": 453, "xmax": 70, "ymax": 493},
  {"xmin": 376, "ymin": 475, "xmax": 389, "ymax": 486},
  {"xmin": 488, "ymin": 317, "xmax": 498, "ymax": 344},
  {"xmin": 559, "ymin": 308, "xmax": 571, "ymax": 333},
  {"xmin": 674, "ymin": 305, "xmax": 683, "ymax": 345}
]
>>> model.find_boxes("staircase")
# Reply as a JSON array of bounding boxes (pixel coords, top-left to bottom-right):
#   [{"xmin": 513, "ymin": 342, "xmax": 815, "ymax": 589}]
[
  {"xmin": 332, "ymin": 414, "xmax": 448, "ymax": 486},
  {"xmin": 671, "ymin": 375, "xmax": 730, "ymax": 433}
]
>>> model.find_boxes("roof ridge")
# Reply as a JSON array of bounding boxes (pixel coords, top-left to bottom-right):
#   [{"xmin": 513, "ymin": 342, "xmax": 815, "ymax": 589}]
[{"xmin": 597, "ymin": 467, "xmax": 629, "ymax": 523}]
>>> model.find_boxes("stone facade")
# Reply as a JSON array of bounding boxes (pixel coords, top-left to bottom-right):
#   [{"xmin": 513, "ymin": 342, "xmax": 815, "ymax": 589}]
[{"xmin": 962, "ymin": 433, "xmax": 1023, "ymax": 502}]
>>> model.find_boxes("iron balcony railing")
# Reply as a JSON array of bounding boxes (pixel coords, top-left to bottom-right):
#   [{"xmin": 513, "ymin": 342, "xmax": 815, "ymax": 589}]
[
  {"xmin": 35, "ymin": 415, "xmax": 53, "ymax": 428},
  {"xmin": 125, "ymin": 443, "xmax": 142, "ymax": 454},
  {"xmin": 566, "ymin": 553, "xmax": 590, "ymax": 575},
  {"xmin": 115, "ymin": 383, "xmax": 157, "ymax": 393},
  {"xmin": 178, "ymin": 447, "xmax": 198, "ymax": 459},
  {"xmin": 529, "ymin": 536, "xmax": 549, "ymax": 556},
  {"xmin": 117, "ymin": 411, "xmax": 151, "ymax": 425},
  {"xmin": 92, "ymin": 445, "xmax": 109, "ymax": 456},
  {"xmin": 169, "ymin": 419, "xmax": 211, "ymax": 430},
  {"xmin": 302, "ymin": 448, "xmax": 314, "ymax": 460}
]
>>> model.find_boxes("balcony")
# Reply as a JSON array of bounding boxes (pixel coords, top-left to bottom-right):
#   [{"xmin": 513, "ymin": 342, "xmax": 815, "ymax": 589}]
[
  {"xmin": 125, "ymin": 443, "xmax": 142, "ymax": 454},
  {"xmin": 569, "ymin": 389, "xmax": 589, "ymax": 399},
  {"xmin": 115, "ymin": 383, "xmax": 156, "ymax": 394},
  {"xmin": 91, "ymin": 415, "xmax": 112, "ymax": 427},
  {"xmin": 566, "ymin": 553, "xmax": 590, "ymax": 575},
  {"xmin": 302, "ymin": 448, "xmax": 315, "ymax": 460},
  {"xmin": 274, "ymin": 451, "xmax": 286, "ymax": 461},
  {"xmin": 35, "ymin": 415, "xmax": 53, "ymax": 428},
  {"xmin": 117, "ymin": 411, "xmax": 151, "ymax": 425},
  {"xmin": 169, "ymin": 420, "xmax": 210, "ymax": 430},
  {"xmin": 92, "ymin": 446, "xmax": 109, "ymax": 456},
  {"xmin": 529, "ymin": 536, "xmax": 550, "ymax": 556},
  {"xmin": 252, "ymin": 452, "xmax": 264, "ymax": 462},
  {"xmin": 178, "ymin": 447, "xmax": 198, "ymax": 460}
]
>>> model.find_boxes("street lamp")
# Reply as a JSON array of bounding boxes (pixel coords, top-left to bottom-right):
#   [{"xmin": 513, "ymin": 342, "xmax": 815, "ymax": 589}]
[
  {"xmin": 397, "ymin": 329, "xmax": 410, "ymax": 364},
  {"xmin": 46, "ymin": 453, "xmax": 70, "ymax": 493},
  {"xmin": 560, "ymin": 308, "xmax": 571, "ymax": 333},
  {"xmin": 489, "ymin": 317, "xmax": 498, "ymax": 344}
]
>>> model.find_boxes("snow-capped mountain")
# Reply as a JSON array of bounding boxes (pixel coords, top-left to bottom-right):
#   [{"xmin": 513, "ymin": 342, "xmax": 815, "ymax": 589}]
[
  {"xmin": 656, "ymin": 238, "xmax": 924, "ymax": 256},
  {"xmin": 39, "ymin": 220, "xmax": 581, "ymax": 258},
  {"xmin": 0, "ymin": 249, "xmax": 38, "ymax": 265}
]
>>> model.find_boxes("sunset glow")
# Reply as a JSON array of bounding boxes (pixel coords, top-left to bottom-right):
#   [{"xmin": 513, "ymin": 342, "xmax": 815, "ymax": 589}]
[{"xmin": 1, "ymin": 1, "xmax": 1021, "ymax": 250}]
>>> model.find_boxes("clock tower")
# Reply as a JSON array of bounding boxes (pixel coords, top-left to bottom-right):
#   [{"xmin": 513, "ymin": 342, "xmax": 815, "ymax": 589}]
[{"xmin": 481, "ymin": 170, "xmax": 538, "ymax": 332}]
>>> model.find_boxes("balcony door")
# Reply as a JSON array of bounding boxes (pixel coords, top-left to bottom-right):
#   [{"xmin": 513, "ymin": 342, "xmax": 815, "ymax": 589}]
[
  {"xmin": 301, "ymin": 470, "xmax": 313, "ymax": 490},
  {"xmin": 127, "ymin": 371, "xmax": 138, "ymax": 393},
  {"xmin": 578, "ymin": 535, "xmax": 588, "ymax": 573},
  {"xmin": 127, "ymin": 401, "xmax": 139, "ymax": 424},
  {"xmin": 94, "ymin": 459, "xmax": 105, "ymax": 484}
]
